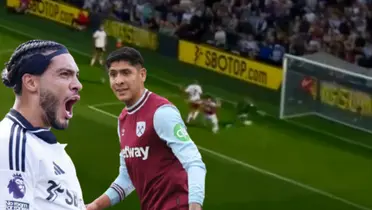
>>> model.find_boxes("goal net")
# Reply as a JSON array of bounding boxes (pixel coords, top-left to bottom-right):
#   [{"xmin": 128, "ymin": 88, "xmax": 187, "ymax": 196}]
[{"xmin": 280, "ymin": 54, "xmax": 372, "ymax": 134}]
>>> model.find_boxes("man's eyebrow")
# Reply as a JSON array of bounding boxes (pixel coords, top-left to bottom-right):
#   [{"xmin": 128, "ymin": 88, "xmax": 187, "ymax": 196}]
[
  {"xmin": 57, "ymin": 68, "xmax": 79, "ymax": 73},
  {"xmin": 109, "ymin": 68, "xmax": 132, "ymax": 72}
]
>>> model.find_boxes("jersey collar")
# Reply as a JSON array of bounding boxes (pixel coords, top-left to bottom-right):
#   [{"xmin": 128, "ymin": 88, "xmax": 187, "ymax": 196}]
[
  {"xmin": 126, "ymin": 89, "xmax": 151, "ymax": 114},
  {"xmin": 6, "ymin": 109, "xmax": 57, "ymax": 144}
]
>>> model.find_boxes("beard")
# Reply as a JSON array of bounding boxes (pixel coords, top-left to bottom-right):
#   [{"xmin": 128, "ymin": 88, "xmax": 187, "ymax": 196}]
[{"xmin": 39, "ymin": 88, "xmax": 67, "ymax": 130}]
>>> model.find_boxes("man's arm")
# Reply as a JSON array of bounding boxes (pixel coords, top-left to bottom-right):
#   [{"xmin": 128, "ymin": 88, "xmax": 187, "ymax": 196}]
[
  {"xmin": 93, "ymin": 31, "xmax": 98, "ymax": 39},
  {"xmin": 153, "ymin": 104, "xmax": 206, "ymax": 208}
]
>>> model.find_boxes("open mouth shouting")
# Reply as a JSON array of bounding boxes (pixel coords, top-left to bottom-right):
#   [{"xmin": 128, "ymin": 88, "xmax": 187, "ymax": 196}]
[{"xmin": 64, "ymin": 95, "xmax": 80, "ymax": 120}]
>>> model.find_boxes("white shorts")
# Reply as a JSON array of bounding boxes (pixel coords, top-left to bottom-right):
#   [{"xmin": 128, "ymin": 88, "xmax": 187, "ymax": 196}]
[
  {"xmin": 205, "ymin": 114, "xmax": 218, "ymax": 124},
  {"xmin": 95, "ymin": 47, "xmax": 104, "ymax": 52}
]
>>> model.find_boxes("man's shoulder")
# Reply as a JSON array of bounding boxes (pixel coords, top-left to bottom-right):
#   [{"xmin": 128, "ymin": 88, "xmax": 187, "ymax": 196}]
[
  {"xmin": 0, "ymin": 118, "xmax": 12, "ymax": 162},
  {"xmin": 0, "ymin": 117, "xmax": 15, "ymax": 140},
  {"xmin": 148, "ymin": 91, "xmax": 172, "ymax": 106},
  {"xmin": 120, "ymin": 90, "xmax": 173, "ymax": 120},
  {"xmin": 0, "ymin": 118, "xmax": 40, "ymax": 173}
]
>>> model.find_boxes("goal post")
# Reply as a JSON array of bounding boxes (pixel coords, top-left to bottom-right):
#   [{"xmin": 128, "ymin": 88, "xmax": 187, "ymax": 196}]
[{"xmin": 280, "ymin": 53, "xmax": 372, "ymax": 134}]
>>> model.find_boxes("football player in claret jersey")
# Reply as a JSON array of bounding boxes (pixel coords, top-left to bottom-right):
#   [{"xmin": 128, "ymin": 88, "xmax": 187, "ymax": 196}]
[
  {"xmin": 86, "ymin": 47, "xmax": 206, "ymax": 210},
  {"xmin": 0, "ymin": 40, "xmax": 85, "ymax": 209},
  {"xmin": 184, "ymin": 80, "xmax": 203, "ymax": 124},
  {"xmin": 202, "ymin": 95, "xmax": 221, "ymax": 133}
]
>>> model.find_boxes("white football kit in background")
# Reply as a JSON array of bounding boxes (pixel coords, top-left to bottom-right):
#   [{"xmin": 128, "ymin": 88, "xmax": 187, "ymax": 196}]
[
  {"xmin": 93, "ymin": 30, "xmax": 107, "ymax": 49},
  {"xmin": 185, "ymin": 84, "xmax": 203, "ymax": 102}
]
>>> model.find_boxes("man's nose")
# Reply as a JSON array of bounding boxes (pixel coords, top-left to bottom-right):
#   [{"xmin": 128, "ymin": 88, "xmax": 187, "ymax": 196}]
[
  {"xmin": 71, "ymin": 77, "xmax": 83, "ymax": 93},
  {"xmin": 114, "ymin": 75, "xmax": 126, "ymax": 85}
]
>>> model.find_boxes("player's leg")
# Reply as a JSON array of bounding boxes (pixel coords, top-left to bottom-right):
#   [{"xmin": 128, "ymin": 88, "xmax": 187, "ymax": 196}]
[
  {"xmin": 98, "ymin": 50, "xmax": 104, "ymax": 65},
  {"xmin": 210, "ymin": 114, "xmax": 219, "ymax": 133},
  {"xmin": 191, "ymin": 105, "xmax": 200, "ymax": 120},
  {"xmin": 99, "ymin": 50, "xmax": 107, "ymax": 83},
  {"xmin": 91, "ymin": 48, "xmax": 98, "ymax": 66},
  {"xmin": 205, "ymin": 114, "xmax": 219, "ymax": 133},
  {"xmin": 186, "ymin": 110, "xmax": 194, "ymax": 123},
  {"xmin": 186, "ymin": 103, "xmax": 197, "ymax": 123}
]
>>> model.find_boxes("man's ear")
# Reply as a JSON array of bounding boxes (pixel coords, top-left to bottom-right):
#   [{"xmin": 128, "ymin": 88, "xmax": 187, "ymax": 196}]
[
  {"xmin": 21, "ymin": 73, "xmax": 39, "ymax": 93},
  {"xmin": 140, "ymin": 68, "xmax": 147, "ymax": 82}
]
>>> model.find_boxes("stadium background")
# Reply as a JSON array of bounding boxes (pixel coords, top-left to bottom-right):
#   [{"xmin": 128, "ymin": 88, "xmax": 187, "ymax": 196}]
[{"xmin": 1, "ymin": 0, "xmax": 372, "ymax": 209}]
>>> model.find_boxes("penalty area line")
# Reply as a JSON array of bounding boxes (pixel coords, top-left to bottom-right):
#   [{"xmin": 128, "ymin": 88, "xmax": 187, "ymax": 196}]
[
  {"xmin": 89, "ymin": 102, "xmax": 123, "ymax": 108},
  {"xmin": 88, "ymin": 105, "xmax": 371, "ymax": 210},
  {"xmin": 88, "ymin": 105, "xmax": 117, "ymax": 119}
]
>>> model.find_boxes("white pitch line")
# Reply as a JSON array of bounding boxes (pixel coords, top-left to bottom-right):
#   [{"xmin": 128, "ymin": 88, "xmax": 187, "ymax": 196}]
[
  {"xmin": 286, "ymin": 119, "xmax": 372, "ymax": 150},
  {"xmin": 88, "ymin": 105, "xmax": 118, "ymax": 118},
  {"xmin": 90, "ymin": 102, "xmax": 123, "ymax": 108},
  {"xmin": 1, "ymin": 22, "xmax": 370, "ymax": 151},
  {"xmin": 88, "ymin": 105, "xmax": 371, "ymax": 210}
]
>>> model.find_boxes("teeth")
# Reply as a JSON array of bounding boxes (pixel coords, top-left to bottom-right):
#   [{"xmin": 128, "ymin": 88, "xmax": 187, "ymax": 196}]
[{"xmin": 66, "ymin": 110, "xmax": 73, "ymax": 119}]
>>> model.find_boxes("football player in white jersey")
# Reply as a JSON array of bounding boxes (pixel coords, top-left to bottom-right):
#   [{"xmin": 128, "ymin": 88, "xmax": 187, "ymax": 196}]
[
  {"xmin": 0, "ymin": 40, "xmax": 85, "ymax": 210},
  {"xmin": 184, "ymin": 80, "xmax": 203, "ymax": 124},
  {"xmin": 91, "ymin": 25, "xmax": 107, "ymax": 67},
  {"xmin": 202, "ymin": 95, "xmax": 221, "ymax": 133}
]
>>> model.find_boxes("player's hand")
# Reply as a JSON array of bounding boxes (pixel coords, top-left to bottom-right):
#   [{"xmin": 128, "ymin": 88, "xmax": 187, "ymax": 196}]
[
  {"xmin": 189, "ymin": 203, "xmax": 202, "ymax": 210},
  {"xmin": 85, "ymin": 202, "xmax": 101, "ymax": 210}
]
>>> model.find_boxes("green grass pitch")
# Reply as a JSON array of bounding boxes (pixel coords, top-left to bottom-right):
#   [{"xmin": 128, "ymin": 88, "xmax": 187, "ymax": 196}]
[{"xmin": 1, "ymin": 11, "xmax": 372, "ymax": 210}]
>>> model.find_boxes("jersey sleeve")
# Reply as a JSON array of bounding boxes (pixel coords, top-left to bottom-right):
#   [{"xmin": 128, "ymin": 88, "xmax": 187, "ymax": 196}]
[
  {"xmin": 92, "ymin": 31, "xmax": 98, "ymax": 38},
  {"xmin": 104, "ymin": 122, "xmax": 136, "ymax": 206},
  {"xmin": 153, "ymin": 105, "xmax": 206, "ymax": 206},
  {"xmin": 0, "ymin": 129, "xmax": 36, "ymax": 209}
]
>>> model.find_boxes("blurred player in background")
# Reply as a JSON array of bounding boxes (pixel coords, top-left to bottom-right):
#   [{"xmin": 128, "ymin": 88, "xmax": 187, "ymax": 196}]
[
  {"xmin": 116, "ymin": 38, "xmax": 123, "ymax": 48},
  {"xmin": 202, "ymin": 95, "xmax": 221, "ymax": 133},
  {"xmin": 225, "ymin": 98, "xmax": 265, "ymax": 128},
  {"xmin": 90, "ymin": 25, "xmax": 107, "ymax": 67},
  {"xmin": 86, "ymin": 47, "xmax": 206, "ymax": 210},
  {"xmin": 300, "ymin": 76, "xmax": 316, "ymax": 100},
  {"xmin": 289, "ymin": 75, "xmax": 316, "ymax": 104},
  {"xmin": 0, "ymin": 40, "xmax": 84, "ymax": 209},
  {"xmin": 15, "ymin": 0, "xmax": 30, "ymax": 14},
  {"xmin": 184, "ymin": 80, "xmax": 203, "ymax": 124}
]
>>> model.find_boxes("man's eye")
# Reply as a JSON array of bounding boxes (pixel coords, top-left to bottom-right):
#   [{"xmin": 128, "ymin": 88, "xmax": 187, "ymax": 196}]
[
  {"xmin": 61, "ymin": 72, "xmax": 70, "ymax": 77},
  {"xmin": 122, "ymin": 71, "xmax": 131, "ymax": 75}
]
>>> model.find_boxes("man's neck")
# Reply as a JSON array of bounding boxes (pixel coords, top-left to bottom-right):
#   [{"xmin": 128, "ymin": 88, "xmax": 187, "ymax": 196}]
[
  {"xmin": 13, "ymin": 97, "xmax": 46, "ymax": 128},
  {"xmin": 126, "ymin": 88, "xmax": 146, "ymax": 109}
]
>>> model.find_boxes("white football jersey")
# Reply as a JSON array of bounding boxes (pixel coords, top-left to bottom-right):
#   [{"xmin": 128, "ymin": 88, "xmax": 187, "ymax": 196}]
[
  {"xmin": 93, "ymin": 30, "xmax": 107, "ymax": 48},
  {"xmin": 185, "ymin": 84, "xmax": 202, "ymax": 101},
  {"xmin": 0, "ymin": 109, "xmax": 86, "ymax": 210}
]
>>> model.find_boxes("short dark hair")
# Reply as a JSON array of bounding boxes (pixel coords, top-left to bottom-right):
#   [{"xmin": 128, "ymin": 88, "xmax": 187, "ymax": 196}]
[
  {"xmin": 105, "ymin": 47, "xmax": 144, "ymax": 70},
  {"xmin": 2, "ymin": 39, "xmax": 66, "ymax": 95}
]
